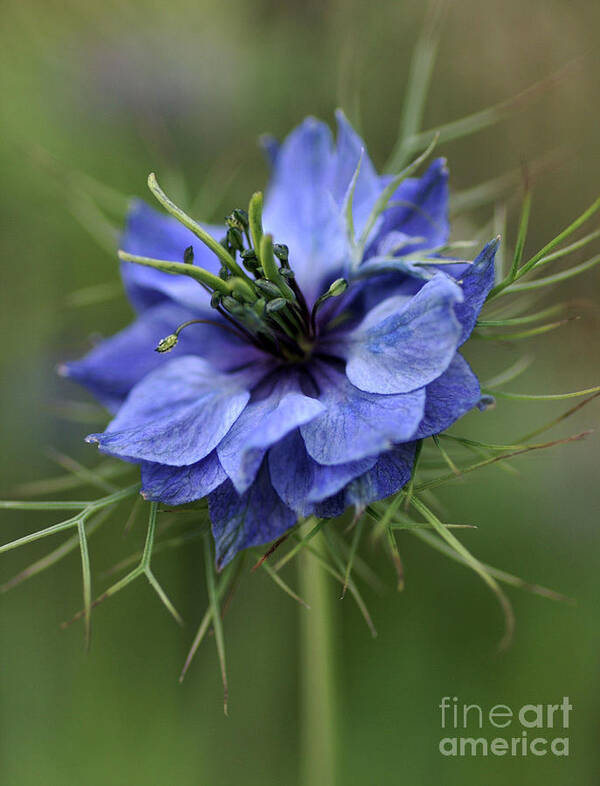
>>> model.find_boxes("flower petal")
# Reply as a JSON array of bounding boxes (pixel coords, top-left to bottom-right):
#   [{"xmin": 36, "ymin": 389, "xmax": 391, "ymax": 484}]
[
  {"xmin": 331, "ymin": 110, "xmax": 380, "ymax": 235},
  {"xmin": 344, "ymin": 443, "xmax": 416, "ymax": 508},
  {"xmin": 365, "ymin": 158, "xmax": 449, "ymax": 258},
  {"xmin": 300, "ymin": 362, "xmax": 424, "ymax": 465},
  {"xmin": 453, "ymin": 238, "xmax": 499, "ymax": 344},
  {"xmin": 414, "ymin": 354, "xmax": 481, "ymax": 439},
  {"xmin": 344, "ymin": 273, "xmax": 463, "ymax": 394},
  {"xmin": 312, "ymin": 444, "xmax": 416, "ymax": 518},
  {"xmin": 86, "ymin": 356, "xmax": 256, "ymax": 465},
  {"xmin": 217, "ymin": 375, "xmax": 325, "ymax": 494},
  {"xmin": 140, "ymin": 451, "xmax": 227, "ymax": 506},
  {"xmin": 208, "ymin": 460, "xmax": 296, "ymax": 568},
  {"xmin": 59, "ymin": 302, "xmax": 260, "ymax": 412},
  {"xmin": 268, "ymin": 429, "xmax": 375, "ymax": 516},
  {"xmin": 262, "ymin": 118, "xmax": 345, "ymax": 302},
  {"xmin": 120, "ymin": 199, "xmax": 223, "ymax": 312}
]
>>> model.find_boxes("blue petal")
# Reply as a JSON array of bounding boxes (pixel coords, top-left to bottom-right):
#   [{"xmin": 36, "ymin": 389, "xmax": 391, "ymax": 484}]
[
  {"xmin": 344, "ymin": 443, "xmax": 416, "ymax": 509},
  {"xmin": 262, "ymin": 118, "xmax": 345, "ymax": 302},
  {"xmin": 86, "ymin": 356, "xmax": 256, "ymax": 465},
  {"xmin": 413, "ymin": 354, "xmax": 481, "ymax": 439},
  {"xmin": 59, "ymin": 302, "xmax": 261, "ymax": 413},
  {"xmin": 259, "ymin": 133, "xmax": 280, "ymax": 166},
  {"xmin": 331, "ymin": 110, "xmax": 380, "ymax": 234},
  {"xmin": 344, "ymin": 273, "xmax": 463, "ymax": 394},
  {"xmin": 208, "ymin": 460, "xmax": 296, "ymax": 568},
  {"xmin": 453, "ymin": 238, "xmax": 499, "ymax": 344},
  {"xmin": 300, "ymin": 362, "xmax": 424, "ymax": 465},
  {"xmin": 314, "ymin": 493, "xmax": 347, "ymax": 519},
  {"xmin": 312, "ymin": 444, "xmax": 416, "ymax": 517},
  {"xmin": 121, "ymin": 200, "xmax": 224, "ymax": 312},
  {"xmin": 268, "ymin": 429, "xmax": 375, "ymax": 516},
  {"xmin": 354, "ymin": 255, "xmax": 435, "ymax": 282},
  {"xmin": 365, "ymin": 158, "xmax": 449, "ymax": 258},
  {"xmin": 140, "ymin": 451, "xmax": 227, "ymax": 506},
  {"xmin": 216, "ymin": 375, "xmax": 325, "ymax": 494}
]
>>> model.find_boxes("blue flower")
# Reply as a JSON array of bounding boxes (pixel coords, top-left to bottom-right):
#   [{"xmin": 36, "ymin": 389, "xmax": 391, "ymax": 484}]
[{"xmin": 62, "ymin": 112, "xmax": 497, "ymax": 567}]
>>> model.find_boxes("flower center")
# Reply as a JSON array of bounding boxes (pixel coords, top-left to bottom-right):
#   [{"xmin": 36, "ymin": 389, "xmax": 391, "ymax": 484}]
[{"xmin": 119, "ymin": 179, "xmax": 347, "ymax": 365}]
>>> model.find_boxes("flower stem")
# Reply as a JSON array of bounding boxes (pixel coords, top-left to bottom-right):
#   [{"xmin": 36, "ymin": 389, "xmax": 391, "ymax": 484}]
[{"xmin": 298, "ymin": 529, "xmax": 338, "ymax": 786}]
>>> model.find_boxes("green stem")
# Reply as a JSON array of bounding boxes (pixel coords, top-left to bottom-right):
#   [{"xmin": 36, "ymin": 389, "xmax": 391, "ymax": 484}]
[{"xmin": 298, "ymin": 530, "xmax": 337, "ymax": 786}]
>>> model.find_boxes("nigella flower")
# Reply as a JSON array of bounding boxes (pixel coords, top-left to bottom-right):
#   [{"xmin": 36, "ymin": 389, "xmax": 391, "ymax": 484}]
[{"xmin": 62, "ymin": 112, "xmax": 498, "ymax": 567}]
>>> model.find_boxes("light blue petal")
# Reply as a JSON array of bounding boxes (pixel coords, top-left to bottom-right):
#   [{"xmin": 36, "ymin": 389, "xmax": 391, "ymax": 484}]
[
  {"xmin": 344, "ymin": 274, "xmax": 463, "ymax": 394},
  {"xmin": 365, "ymin": 158, "xmax": 449, "ymax": 258},
  {"xmin": 60, "ymin": 302, "xmax": 262, "ymax": 412},
  {"xmin": 413, "ymin": 354, "xmax": 481, "ymax": 439},
  {"xmin": 217, "ymin": 375, "xmax": 325, "ymax": 494},
  {"xmin": 268, "ymin": 430, "xmax": 375, "ymax": 516},
  {"xmin": 311, "ymin": 444, "xmax": 416, "ymax": 518},
  {"xmin": 344, "ymin": 443, "xmax": 416, "ymax": 509},
  {"xmin": 453, "ymin": 238, "xmax": 499, "ymax": 344},
  {"xmin": 259, "ymin": 133, "xmax": 280, "ymax": 166},
  {"xmin": 121, "ymin": 199, "xmax": 223, "ymax": 312},
  {"xmin": 208, "ymin": 461, "xmax": 296, "ymax": 568},
  {"xmin": 262, "ymin": 118, "xmax": 345, "ymax": 302},
  {"xmin": 300, "ymin": 362, "xmax": 425, "ymax": 465},
  {"xmin": 331, "ymin": 110, "xmax": 381, "ymax": 235},
  {"xmin": 140, "ymin": 451, "xmax": 227, "ymax": 506},
  {"xmin": 86, "ymin": 356, "xmax": 257, "ymax": 465},
  {"xmin": 354, "ymin": 254, "xmax": 435, "ymax": 282}
]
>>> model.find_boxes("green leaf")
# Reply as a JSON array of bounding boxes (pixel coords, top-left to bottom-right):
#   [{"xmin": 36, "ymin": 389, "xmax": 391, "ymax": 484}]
[
  {"xmin": 204, "ymin": 532, "xmax": 229, "ymax": 715},
  {"xmin": 488, "ymin": 197, "xmax": 600, "ymax": 299},
  {"xmin": 341, "ymin": 514, "xmax": 365, "ymax": 599},
  {"xmin": 516, "ymin": 391, "xmax": 600, "ymax": 443},
  {"xmin": 413, "ymin": 528, "xmax": 573, "ymax": 604},
  {"xmin": 432, "ymin": 434, "xmax": 460, "ymax": 475},
  {"xmin": 77, "ymin": 519, "xmax": 92, "ymax": 651},
  {"xmin": 410, "ymin": 496, "xmax": 514, "ymax": 650},
  {"xmin": 396, "ymin": 58, "xmax": 582, "ymax": 163},
  {"xmin": 343, "ymin": 150, "xmax": 363, "ymax": 248},
  {"xmin": 534, "ymin": 227, "xmax": 600, "ymax": 268},
  {"xmin": 385, "ymin": 527, "xmax": 405, "ymax": 591},
  {"xmin": 262, "ymin": 562, "xmax": 310, "ymax": 609},
  {"xmin": 477, "ymin": 303, "xmax": 568, "ymax": 327},
  {"xmin": 483, "ymin": 354, "xmax": 534, "ymax": 389},
  {"xmin": 0, "ymin": 507, "xmax": 111, "ymax": 594},
  {"xmin": 321, "ymin": 528, "xmax": 377, "ymax": 637},
  {"xmin": 273, "ymin": 517, "xmax": 324, "ymax": 573},
  {"xmin": 476, "ymin": 317, "xmax": 575, "ymax": 341},
  {"xmin": 499, "ymin": 253, "xmax": 600, "ymax": 294},
  {"xmin": 416, "ymin": 431, "xmax": 590, "ymax": 492},
  {"xmin": 488, "ymin": 386, "xmax": 600, "ymax": 401},
  {"xmin": 179, "ymin": 560, "xmax": 237, "ymax": 683},
  {"xmin": 510, "ymin": 188, "xmax": 532, "ymax": 280},
  {"xmin": 385, "ymin": 0, "xmax": 446, "ymax": 172}
]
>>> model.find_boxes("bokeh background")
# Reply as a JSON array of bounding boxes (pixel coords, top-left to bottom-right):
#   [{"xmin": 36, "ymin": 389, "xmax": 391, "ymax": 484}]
[{"xmin": 1, "ymin": 0, "xmax": 599, "ymax": 783}]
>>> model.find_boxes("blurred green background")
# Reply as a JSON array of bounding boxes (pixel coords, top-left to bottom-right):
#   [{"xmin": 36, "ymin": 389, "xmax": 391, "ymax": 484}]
[{"xmin": 1, "ymin": 0, "xmax": 599, "ymax": 783}]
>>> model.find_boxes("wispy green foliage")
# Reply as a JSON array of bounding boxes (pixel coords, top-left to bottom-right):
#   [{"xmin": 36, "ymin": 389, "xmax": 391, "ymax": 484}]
[
  {"xmin": 487, "ymin": 196, "xmax": 600, "ymax": 300},
  {"xmin": 204, "ymin": 532, "xmax": 229, "ymax": 714},
  {"xmin": 410, "ymin": 495, "xmax": 515, "ymax": 650}
]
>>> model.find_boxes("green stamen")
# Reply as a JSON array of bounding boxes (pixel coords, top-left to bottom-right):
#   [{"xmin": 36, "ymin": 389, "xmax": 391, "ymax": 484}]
[
  {"xmin": 248, "ymin": 192, "xmax": 265, "ymax": 268},
  {"xmin": 260, "ymin": 234, "xmax": 296, "ymax": 301}
]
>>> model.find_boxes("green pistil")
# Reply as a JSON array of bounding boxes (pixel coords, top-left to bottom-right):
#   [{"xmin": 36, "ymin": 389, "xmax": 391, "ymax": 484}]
[
  {"xmin": 147, "ymin": 173, "xmax": 250, "ymax": 282},
  {"xmin": 119, "ymin": 178, "xmax": 347, "ymax": 363}
]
